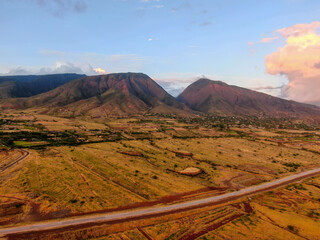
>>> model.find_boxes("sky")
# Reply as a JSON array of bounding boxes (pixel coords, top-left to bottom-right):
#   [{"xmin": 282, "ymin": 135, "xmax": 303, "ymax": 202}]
[{"xmin": 0, "ymin": 0, "xmax": 320, "ymax": 105}]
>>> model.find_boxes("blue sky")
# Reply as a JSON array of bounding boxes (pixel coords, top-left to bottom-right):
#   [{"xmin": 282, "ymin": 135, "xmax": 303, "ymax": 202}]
[{"xmin": 1, "ymin": 0, "xmax": 320, "ymax": 100}]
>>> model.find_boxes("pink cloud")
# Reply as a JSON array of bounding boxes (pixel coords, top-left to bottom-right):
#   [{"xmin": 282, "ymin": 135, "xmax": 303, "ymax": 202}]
[
  {"xmin": 266, "ymin": 21, "xmax": 320, "ymax": 106},
  {"xmin": 277, "ymin": 21, "xmax": 320, "ymax": 38},
  {"xmin": 260, "ymin": 36, "xmax": 278, "ymax": 43},
  {"xmin": 93, "ymin": 67, "xmax": 108, "ymax": 74}
]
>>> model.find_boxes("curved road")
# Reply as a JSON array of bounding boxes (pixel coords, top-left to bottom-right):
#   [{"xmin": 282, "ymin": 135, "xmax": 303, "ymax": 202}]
[
  {"xmin": 0, "ymin": 149, "xmax": 29, "ymax": 173},
  {"xmin": 1, "ymin": 167, "xmax": 320, "ymax": 237}
]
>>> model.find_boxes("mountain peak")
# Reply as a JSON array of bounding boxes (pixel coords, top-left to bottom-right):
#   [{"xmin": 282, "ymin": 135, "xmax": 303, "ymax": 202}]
[
  {"xmin": 0, "ymin": 72, "xmax": 189, "ymax": 117},
  {"xmin": 195, "ymin": 78, "xmax": 226, "ymax": 86},
  {"xmin": 178, "ymin": 77, "xmax": 320, "ymax": 120}
]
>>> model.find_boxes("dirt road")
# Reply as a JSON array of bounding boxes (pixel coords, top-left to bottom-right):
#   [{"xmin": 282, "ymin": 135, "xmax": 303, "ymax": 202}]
[
  {"xmin": 1, "ymin": 167, "xmax": 320, "ymax": 237},
  {"xmin": 0, "ymin": 149, "xmax": 29, "ymax": 173}
]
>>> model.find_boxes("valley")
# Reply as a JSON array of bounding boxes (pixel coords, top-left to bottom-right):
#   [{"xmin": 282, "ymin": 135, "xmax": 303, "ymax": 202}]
[
  {"xmin": 2, "ymin": 1, "xmax": 320, "ymax": 238},
  {"xmin": 0, "ymin": 110, "xmax": 319, "ymax": 239}
]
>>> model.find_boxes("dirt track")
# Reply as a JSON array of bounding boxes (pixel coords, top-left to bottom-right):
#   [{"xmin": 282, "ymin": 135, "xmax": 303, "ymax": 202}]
[
  {"xmin": 0, "ymin": 167, "xmax": 320, "ymax": 237},
  {"xmin": 0, "ymin": 149, "xmax": 29, "ymax": 173}
]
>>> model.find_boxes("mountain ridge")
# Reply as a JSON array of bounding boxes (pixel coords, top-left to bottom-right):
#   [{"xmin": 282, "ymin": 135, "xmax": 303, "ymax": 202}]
[
  {"xmin": 0, "ymin": 73, "xmax": 319, "ymax": 121},
  {"xmin": 177, "ymin": 78, "xmax": 320, "ymax": 121},
  {"xmin": 0, "ymin": 73, "xmax": 189, "ymax": 117},
  {"xmin": 0, "ymin": 73, "xmax": 86, "ymax": 99}
]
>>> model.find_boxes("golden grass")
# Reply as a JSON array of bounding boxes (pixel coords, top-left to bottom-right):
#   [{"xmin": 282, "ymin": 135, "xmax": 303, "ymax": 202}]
[{"xmin": 0, "ymin": 112, "xmax": 319, "ymax": 239}]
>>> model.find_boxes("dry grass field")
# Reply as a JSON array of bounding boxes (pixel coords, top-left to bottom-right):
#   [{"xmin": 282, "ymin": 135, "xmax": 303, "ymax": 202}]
[
  {"xmin": 0, "ymin": 111, "xmax": 319, "ymax": 239},
  {"xmin": 10, "ymin": 178, "xmax": 320, "ymax": 240}
]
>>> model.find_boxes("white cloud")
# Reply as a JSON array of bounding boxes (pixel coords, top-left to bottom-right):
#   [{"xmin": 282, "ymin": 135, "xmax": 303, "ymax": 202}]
[
  {"xmin": 40, "ymin": 61, "xmax": 96, "ymax": 74},
  {"xmin": 6, "ymin": 67, "xmax": 30, "ymax": 75},
  {"xmin": 153, "ymin": 72, "xmax": 212, "ymax": 96},
  {"xmin": 38, "ymin": 49, "xmax": 147, "ymax": 73},
  {"xmin": 3, "ymin": 61, "xmax": 99, "ymax": 75},
  {"xmin": 2, "ymin": 49, "xmax": 147, "ymax": 76},
  {"xmin": 154, "ymin": 73, "xmax": 282, "ymax": 97}
]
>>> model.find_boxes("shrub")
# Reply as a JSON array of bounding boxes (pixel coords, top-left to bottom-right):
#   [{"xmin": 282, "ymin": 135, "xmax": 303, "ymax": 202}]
[{"xmin": 287, "ymin": 225, "xmax": 297, "ymax": 232}]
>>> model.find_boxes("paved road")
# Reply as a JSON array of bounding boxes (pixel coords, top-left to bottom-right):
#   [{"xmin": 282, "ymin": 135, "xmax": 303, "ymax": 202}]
[{"xmin": 1, "ymin": 167, "xmax": 320, "ymax": 237}]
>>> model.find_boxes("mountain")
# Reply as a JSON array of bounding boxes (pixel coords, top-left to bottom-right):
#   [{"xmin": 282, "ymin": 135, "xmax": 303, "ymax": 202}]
[
  {"xmin": 177, "ymin": 78, "xmax": 320, "ymax": 120},
  {"xmin": 0, "ymin": 73, "xmax": 188, "ymax": 117},
  {"xmin": 0, "ymin": 73, "xmax": 86, "ymax": 99}
]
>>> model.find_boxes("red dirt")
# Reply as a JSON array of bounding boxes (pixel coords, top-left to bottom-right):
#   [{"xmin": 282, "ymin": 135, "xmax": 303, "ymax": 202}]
[
  {"xmin": 65, "ymin": 186, "xmax": 225, "ymax": 219},
  {"xmin": 231, "ymin": 203, "xmax": 242, "ymax": 209},
  {"xmin": 5, "ymin": 187, "xmax": 226, "ymax": 240},
  {"xmin": 5, "ymin": 170, "xmax": 320, "ymax": 239},
  {"xmin": 181, "ymin": 202, "xmax": 254, "ymax": 240},
  {"xmin": 243, "ymin": 202, "xmax": 253, "ymax": 213},
  {"xmin": 137, "ymin": 227, "xmax": 153, "ymax": 240},
  {"xmin": 6, "ymin": 202, "xmax": 253, "ymax": 240},
  {"xmin": 2, "ymin": 186, "xmax": 225, "ymax": 227},
  {"xmin": 172, "ymin": 151, "xmax": 194, "ymax": 157},
  {"xmin": 179, "ymin": 213, "xmax": 245, "ymax": 240},
  {"xmin": 221, "ymin": 173, "xmax": 246, "ymax": 190}
]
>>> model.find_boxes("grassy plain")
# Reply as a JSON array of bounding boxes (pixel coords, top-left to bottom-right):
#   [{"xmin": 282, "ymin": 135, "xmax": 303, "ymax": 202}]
[{"xmin": 0, "ymin": 111, "xmax": 319, "ymax": 239}]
